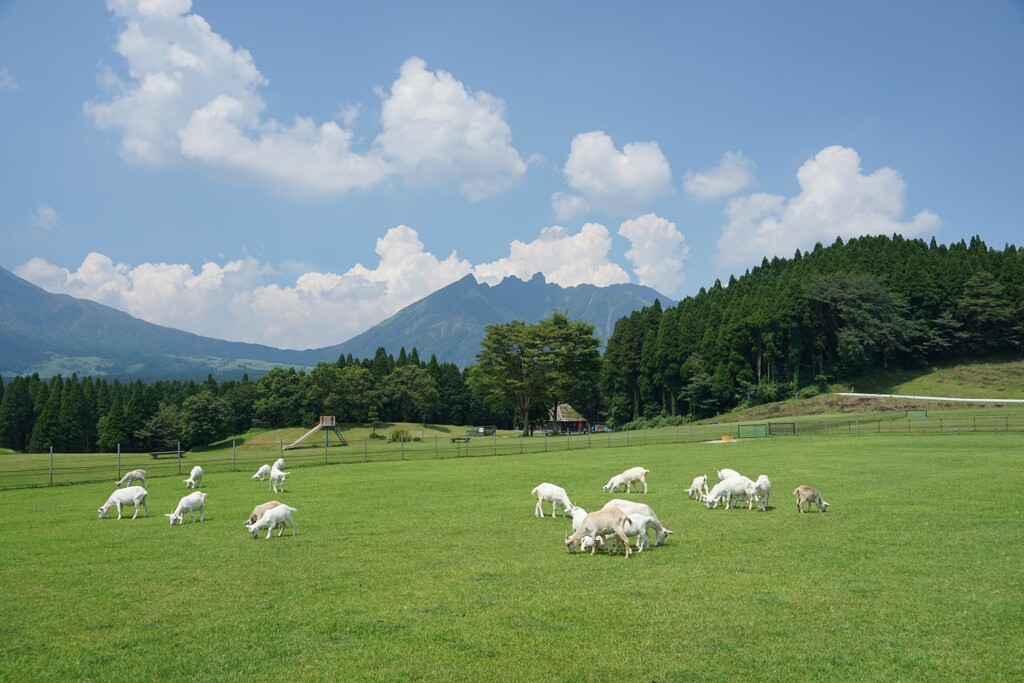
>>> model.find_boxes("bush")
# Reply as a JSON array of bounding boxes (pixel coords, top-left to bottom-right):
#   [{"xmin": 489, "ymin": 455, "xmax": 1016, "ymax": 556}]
[{"xmin": 389, "ymin": 429, "xmax": 413, "ymax": 443}]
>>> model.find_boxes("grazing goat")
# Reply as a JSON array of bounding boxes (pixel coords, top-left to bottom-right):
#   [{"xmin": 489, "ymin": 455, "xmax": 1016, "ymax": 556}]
[
  {"xmin": 753, "ymin": 475, "xmax": 772, "ymax": 511},
  {"xmin": 165, "ymin": 491, "xmax": 207, "ymax": 525},
  {"xmin": 569, "ymin": 507, "xmax": 605, "ymax": 552},
  {"xmin": 686, "ymin": 475, "xmax": 709, "ymax": 500},
  {"xmin": 98, "ymin": 486, "xmax": 149, "ymax": 519},
  {"xmin": 251, "ymin": 464, "xmax": 271, "ymax": 481},
  {"xmin": 115, "ymin": 469, "xmax": 146, "ymax": 488},
  {"xmin": 246, "ymin": 505, "xmax": 297, "ymax": 539},
  {"xmin": 245, "ymin": 501, "xmax": 283, "ymax": 526},
  {"xmin": 705, "ymin": 476, "xmax": 757, "ymax": 510},
  {"xmin": 531, "ymin": 483, "xmax": 575, "ymax": 518},
  {"xmin": 602, "ymin": 466, "xmax": 649, "ymax": 494},
  {"xmin": 565, "ymin": 507, "xmax": 631, "ymax": 558},
  {"xmin": 604, "ymin": 513, "xmax": 664, "ymax": 553},
  {"xmin": 183, "ymin": 465, "xmax": 203, "ymax": 489},
  {"xmin": 269, "ymin": 465, "xmax": 289, "ymax": 493},
  {"xmin": 273, "ymin": 458, "xmax": 285, "ymax": 471},
  {"xmin": 717, "ymin": 468, "xmax": 742, "ymax": 481},
  {"xmin": 601, "ymin": 499, "xmax": 673, "ymax": 546},
  {"xmin": 793, "ymin": 485, "xmax": 829, "ymax": 513}
]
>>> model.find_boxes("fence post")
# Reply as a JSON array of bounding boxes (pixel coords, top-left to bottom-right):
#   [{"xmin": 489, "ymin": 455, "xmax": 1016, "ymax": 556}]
[
  {"xmin": 49, "ymin": 447, "xmax": 53, "ymax": 486},
  {"xmin": 324, "ymin": 431, "xmax": 329, "ymax": 465},
  {"xmin": 435, "ymin": 435, "xmax": 439, "ymax": 459},
  {"xmin": 364, "ymin": 437, "xmax": 368, "ymax": 463},
  {"xmin": 232, "ymin": 440, "xmax": 236, "ymax": 471},
  {"xmin": 117, "ymin": 445, "xmax": 121, "ymax": 479},
  {"xmin": 494, "ymin": 430, "xmax": 497, "ymax": 456}
]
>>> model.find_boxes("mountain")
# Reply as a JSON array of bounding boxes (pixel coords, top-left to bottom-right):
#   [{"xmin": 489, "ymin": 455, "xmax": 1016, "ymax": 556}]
[
  {"xmin": 323, "ymin": 273, "xmax": 673, "ymax": 367},
  {"xmin": 0, "ymin": 267, "xmax": 671, "ymax": 378},
  {"xmin": 0, "ymin": 266, "xmax": 323, "ymax": 379}
]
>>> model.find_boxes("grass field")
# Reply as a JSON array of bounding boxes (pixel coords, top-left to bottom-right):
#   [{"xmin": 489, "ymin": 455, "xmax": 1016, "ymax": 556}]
[{"xmin": 1, "ymin": 431, "xmax": 1022, "ymax": 681}]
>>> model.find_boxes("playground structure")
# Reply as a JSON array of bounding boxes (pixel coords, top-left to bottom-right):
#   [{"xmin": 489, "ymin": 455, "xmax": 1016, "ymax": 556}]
[{"xmin": 284, "ymin": 416, "xmax": 348, "ymax": 450}]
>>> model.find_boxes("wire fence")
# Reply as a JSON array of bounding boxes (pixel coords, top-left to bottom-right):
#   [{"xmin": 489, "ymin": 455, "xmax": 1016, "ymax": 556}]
[{"xmin": 2, "ymin": 412, "xmax": 1023, "ymax": 490}]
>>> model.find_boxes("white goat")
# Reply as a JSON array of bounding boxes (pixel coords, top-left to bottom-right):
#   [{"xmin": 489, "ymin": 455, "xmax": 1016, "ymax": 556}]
[
  {"xmin": 793, "ymin": 485, "xmax": 830, "ymax": 513},
  {"xmin": 601, "ymin": 499, "xmax": 673, "ymax": 546},
  {"xmin": 98, "ymin": 486, "xmax": 149, "ymax": 519},
  {"xmin": 165, "ymin": 491, "xmax": 207, "ymax": 525},
  {"xmin": 246, "ymin": 505, "xmax": 297, "ymax": 539},
  {"xmin": 753, "ymin": 475, "xmax": 772, "ymax": 511},
  {"xmin": 602, "ymin": 466, "xmax": 649, "ymax": 494},
  {"xmin": 245, "ymin": 501, "xmax": 283, "ymax": 526},
  {"xmin": 273, "ymin": 458, "xmax": 285, "ymax": 471},
  {"xmin": 565, "ymin": 507, "xmax": 631, "ymax": 558},
  {"xmin": 531, "ymin": 483, "xmax": 575, "ymax": 518},
  {"xmin": 604, "ymin": 513, "xmax": 663, "ymax": 553},
  {"xmin": 251, "ymin": 464, "xmax": 271, "ymax": 481},
  {"xmin": 686, "ymin": 475, "xmax": 709, "ymax": 500},
  {"xmin": 717, "ymin": 468, "xmax": 742, "ymax": 480},
  {"xmin": 704, "ymin": 476, "xmax": 757, "ymax": 510},
  {"xmin": 183, "ymin": 465, "xmax": 203, "ymax": 488},
  {"xmin": 115, "ymin": 469, "xmax": 146, "ymax": 488},
  {"xmin": 569, "ymin": 506, "xmax": 606, "ymax": 552},
  {"xmin": 269, "ymin": 465, "xmax": 289, "ymax": 493}
]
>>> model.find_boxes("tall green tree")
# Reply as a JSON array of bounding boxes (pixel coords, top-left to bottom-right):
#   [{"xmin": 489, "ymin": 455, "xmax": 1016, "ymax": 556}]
[
  {"xmin": 384, "ymin": 365, "xmax": 439, "ymax": 424},
  {"xmin": 0, "ymin": 376, "xmax": 35, "ymax": 451},
  {"xmin": 97, "ymin": 390, "xmax": 130, "ymax": 452},
  {"xmin": 469, "ymin": 313, "xmax": 601, "ymax": 435},
  {"xmin": 178, "ymin": 392, "xmax": 230, "ymax": 447},
  {"xmin": 28, "ymin": 377, "xmax": 62, "ymax": 452}
]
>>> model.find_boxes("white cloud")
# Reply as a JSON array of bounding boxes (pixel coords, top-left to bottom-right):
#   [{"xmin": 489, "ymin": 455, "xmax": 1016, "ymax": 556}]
[
  {"xmin": 473, "ymin": 223, "xmax": 630, "ymax": 288},
  {"xmin": 30, "ymin": 205, "xmax": 60, "ymax": 230},
  {"xmin": 0, "ymin": 67, "xmax": 18, "ymax": 91},
  {"xmin": 618, "ymin": 214, "xmax": 688, "ymax": 296},
  {"xmin": 716, "ymin": 145, "xmax": 941, "ymax": 269},
  {"xmin": 86, "ymin": 2, "xmax": 525, "ymax": 198},
  {"xmin": 15, "ymin": 226, "xmax": 473, "ymax": 350},
  {"xmin": 683, "ymin": 151, "xmax": 756, "ymax": 199},
  {"xmin": 374, "ymin": 57, "xmax": 527, "ymax": 200},
  {"xmin": 552, "ymin": 131, "xmax": 673, "ymax": 220}
]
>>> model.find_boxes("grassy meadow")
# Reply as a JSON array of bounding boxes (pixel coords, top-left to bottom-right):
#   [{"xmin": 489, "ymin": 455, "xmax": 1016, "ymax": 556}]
[{"xmin": 1, "ymin": 431, "xmax": 1022, "ymax": 681}]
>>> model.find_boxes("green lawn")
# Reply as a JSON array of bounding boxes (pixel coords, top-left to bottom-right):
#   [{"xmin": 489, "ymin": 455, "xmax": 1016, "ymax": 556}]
[{"xmin": 1, "ymin": 433, "xmax": 1022, "ymax": 681}]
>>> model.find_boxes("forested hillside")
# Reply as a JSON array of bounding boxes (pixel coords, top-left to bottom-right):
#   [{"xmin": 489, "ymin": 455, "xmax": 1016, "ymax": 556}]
[{"xmin": 601, "ymin": 234, "xmax": 1024, "ymax": 423}]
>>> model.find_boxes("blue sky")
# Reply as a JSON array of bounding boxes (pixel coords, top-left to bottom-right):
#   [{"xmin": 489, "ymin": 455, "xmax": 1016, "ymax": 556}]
[{"xmin": 1, "ymin": 1, "xmax": 1021, "ymax": 350}]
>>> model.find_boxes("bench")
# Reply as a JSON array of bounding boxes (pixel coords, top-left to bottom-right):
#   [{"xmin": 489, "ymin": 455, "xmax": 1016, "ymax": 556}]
[
  {"xmin": 450, "ymin": 437, "xmax": 470, "ymax": 444},
  {"xmin": 150, "ymin": 451, "xmax": 184, "ymax": 459}
]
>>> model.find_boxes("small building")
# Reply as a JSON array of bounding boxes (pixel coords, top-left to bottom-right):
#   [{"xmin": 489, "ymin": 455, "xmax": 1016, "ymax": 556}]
[{"xmin": 541, "ymin": 403, "xmax": 590, "ymax": 435}]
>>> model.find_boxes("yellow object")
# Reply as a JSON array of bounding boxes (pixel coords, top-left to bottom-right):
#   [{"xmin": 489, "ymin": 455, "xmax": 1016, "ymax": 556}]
[{"xmin": 722, "ymin": 435, "xmax": 730, "ymax": 441}]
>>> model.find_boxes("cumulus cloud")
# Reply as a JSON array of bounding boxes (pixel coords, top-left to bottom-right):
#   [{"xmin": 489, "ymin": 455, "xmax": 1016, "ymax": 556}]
[
  {"xmin": 716, "ymin": 145, "xmax": 941, "ymax": 269},
  {"xmin": 618, "ymin": 214, "xmax": 688, "ymax": 296},
  {"xmin": 552, "ymin": 131, "xmax": 673, "ymax": 219},
  {"xmin": 473, "ymin": 223, "xmax": 630, "ymax": 288},
  {"xmin": 374, "ymin": 57, "xmax": 527, "ymax": 200},
  {"xmin": 30, "ymin": 204, "xmax": 60, "ymax": 230},
  {"xmin": 683, "ymin": 151, "xmax": 756, "ymax": 199},
  {"xmin": 0, "ymin": 67, "xmax": 18, "ymax": 91},
  {"xmin": 16, "ymin": 226, "xmax": 473, "ymax": 350},
  {"xmin": 85, "ymin": 1, "xmax": 525, "ymax": 198}
]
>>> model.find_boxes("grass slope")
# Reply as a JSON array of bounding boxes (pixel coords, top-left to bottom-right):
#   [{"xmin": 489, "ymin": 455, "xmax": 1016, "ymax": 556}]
[
  {"xmin": 2, "ymin": 432, "xmax": 1022, "ymax": 681},
  {"xmin": 708, "ymin": 358, "xmax": 1024, "ymax": 424}
]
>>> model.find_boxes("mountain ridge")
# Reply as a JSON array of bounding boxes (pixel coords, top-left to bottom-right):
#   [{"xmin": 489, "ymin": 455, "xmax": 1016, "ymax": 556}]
[{"xmin": 0, "ymin": 267, "xmax": 670, "ymax": 378}]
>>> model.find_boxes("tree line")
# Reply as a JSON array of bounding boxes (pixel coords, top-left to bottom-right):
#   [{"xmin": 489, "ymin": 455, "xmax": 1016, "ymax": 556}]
[
  {"xmin": 1, "ymin": 234, "xmax": 1021, "ymax": 453},
  {"xmin": 0, "ymin": 350, "xmax": 509, "ymax": 453}
]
